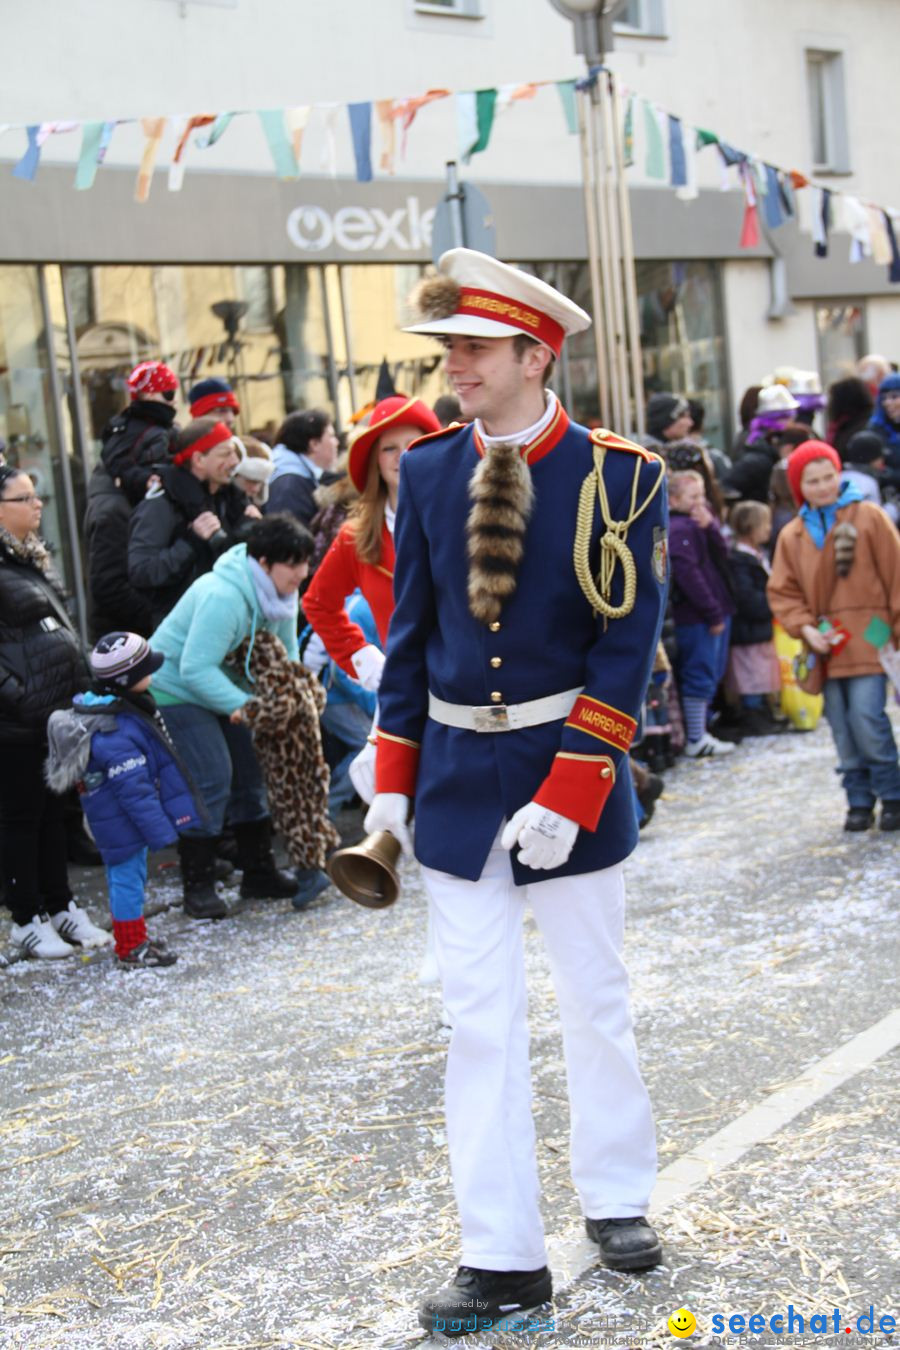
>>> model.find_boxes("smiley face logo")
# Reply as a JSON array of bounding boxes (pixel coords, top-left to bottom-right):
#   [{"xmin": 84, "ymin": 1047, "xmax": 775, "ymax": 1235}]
[{"xmin": 668, "ymin": 1307, "xmax": 697, "ymax": 1338}]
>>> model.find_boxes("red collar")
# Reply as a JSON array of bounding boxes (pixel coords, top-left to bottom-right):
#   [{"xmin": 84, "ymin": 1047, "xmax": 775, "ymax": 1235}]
[{"xmin": 472, "ymin": 403, "xmax": 570, "ymax": 466}]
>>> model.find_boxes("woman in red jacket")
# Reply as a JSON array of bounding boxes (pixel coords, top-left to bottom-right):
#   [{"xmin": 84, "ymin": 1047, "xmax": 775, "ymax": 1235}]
[
  {"xmin": 304, "ymin": 395, "xmax": 443, "ymax": 987},
  {"xmin": 304, "ymin": 395, "xmax": 440, "ymax": 694}
]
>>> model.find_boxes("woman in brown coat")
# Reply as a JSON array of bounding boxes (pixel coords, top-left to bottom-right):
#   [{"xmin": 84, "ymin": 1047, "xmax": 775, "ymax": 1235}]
[{"xmin": 768, "ymin": 441, "xmax": 900, "ymax": 832}]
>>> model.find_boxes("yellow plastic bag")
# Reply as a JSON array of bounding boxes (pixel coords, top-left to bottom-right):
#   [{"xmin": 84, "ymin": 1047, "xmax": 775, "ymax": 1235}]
[{"xmin": 773, "ymin": 621, "xmax": 824, "ymax": 731}]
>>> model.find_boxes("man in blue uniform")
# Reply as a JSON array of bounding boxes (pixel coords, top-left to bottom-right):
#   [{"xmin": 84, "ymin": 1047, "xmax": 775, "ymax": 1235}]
[{"xmin": 365, "ymin": 249, "xmax": 668, "ymax": 1336}]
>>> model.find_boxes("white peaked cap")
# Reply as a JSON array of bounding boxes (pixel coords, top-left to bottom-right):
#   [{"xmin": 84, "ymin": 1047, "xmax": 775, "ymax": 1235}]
[
  {"xmin": 404, "ymin": 247, "xmax": 592, "ymax": 357},
  {"xmin": 756, "ymin": 384, "xmax": 800, "ymax": 415}
]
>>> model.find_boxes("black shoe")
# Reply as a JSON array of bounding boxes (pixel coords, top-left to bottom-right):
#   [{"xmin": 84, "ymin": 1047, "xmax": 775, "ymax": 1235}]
[
  {"xmin": 740, "ymin": 707, "xmax": 785, "ymax": 738},
  {"xmin": 118, "ymin": 939, "xmax": 177, "ymax": 969},
  {"xmin": 585, "ymin": 1216, "xmax": 662, "ymax": 1271},
  {"xmin": 879, "ymin": 801, "xmax": 900, "ymax": 831},
  {"xmin": 844, "ymin": 807, "xmax": 875, "ymax": 832},
  {"xmin": 235, "ymin": 818, "xmax": 298, "ymax": 899},
  {"xmin": 178, "ymin": 836, "xmax": 229, "ymax": 920},
  {"xmin": 419, "ymin": 1266, "xmax": 552, "ymax": 1337}
]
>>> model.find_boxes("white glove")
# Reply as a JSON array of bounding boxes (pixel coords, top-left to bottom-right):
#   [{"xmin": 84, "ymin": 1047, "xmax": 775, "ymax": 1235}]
[
  {"xmin": 301, "ymin": 630, "xmax": 329, "ymax": 675},
  {"xmin": 500, "ymin": 802, "xmax": 579, "ymax": 870},
  {"xmin": 364, "ymin": 792, "xmax": 413, "ymax": 856},
  {"xmin": 348, "ymin": 738, "xmax": 377, "ymax": 805},
  {"xmin": 351, "ymin": 643, "xmax": 386, "ymax": 692}
]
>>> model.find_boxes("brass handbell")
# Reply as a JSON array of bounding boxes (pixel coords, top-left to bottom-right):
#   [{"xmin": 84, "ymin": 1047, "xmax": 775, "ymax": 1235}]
[{"xmin": 326, "ymin": 830, "xmax": 402, "ymax": 909}]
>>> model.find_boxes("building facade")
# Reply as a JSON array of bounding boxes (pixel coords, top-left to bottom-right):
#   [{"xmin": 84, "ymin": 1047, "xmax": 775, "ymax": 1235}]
[{"xmin": 1, "ymin": 0, "xmax": 898, "ymax": 628}]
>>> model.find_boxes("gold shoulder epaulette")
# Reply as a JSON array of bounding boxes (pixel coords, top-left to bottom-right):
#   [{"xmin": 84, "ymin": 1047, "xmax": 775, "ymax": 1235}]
[
  {"xmin": 409, "ymin": 422, "xmax": 464, "ymax": 451},
  {"xmin": 589, "ymin": 427, "xmax": 662, "ymax": 465}
]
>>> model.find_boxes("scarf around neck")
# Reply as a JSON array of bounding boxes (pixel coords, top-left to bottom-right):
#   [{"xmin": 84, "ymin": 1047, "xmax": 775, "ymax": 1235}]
[
  {"xmin": 0, "ymin": 523, "xmax": 51, "ymax": 572},
  {"xmin": 248, "ymin": 556, "xmax": 299, "ymax": 622},
  {"xmin": 799, "ymin": 479, "xmax": 864, "ymax": 549}
]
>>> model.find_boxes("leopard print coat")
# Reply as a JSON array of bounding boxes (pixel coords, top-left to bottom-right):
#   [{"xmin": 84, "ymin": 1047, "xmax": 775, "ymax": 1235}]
[{"xmin": 229, "ymin": 630, "xmax": 340, "ymax": 870}]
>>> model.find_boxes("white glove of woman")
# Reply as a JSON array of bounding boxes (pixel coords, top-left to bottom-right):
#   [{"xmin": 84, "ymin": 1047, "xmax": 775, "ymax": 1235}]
[
  {"xmin": 364, "ymin": 793, "xmax": 413, "ymax": 855},
  {"xmin": 348, "ymin": 737, "xmax": 377, "ymax": 805},
  {"xmin": 500, "ymin": 802, "xmax": 579, "ymax": 870},
  {"xmin": 350, "ymin": 644, "xmax": 386, "ymax": 692}
]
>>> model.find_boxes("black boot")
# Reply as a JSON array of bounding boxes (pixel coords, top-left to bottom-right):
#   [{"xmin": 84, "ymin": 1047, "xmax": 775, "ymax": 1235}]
[
  {"xmin": 178, "ymin": 835, "xmax": 229, "ymax": 919},
  {"xmin": 419, "ymin": 1265, "xmax": 552, "ymax": 1337},
  {"xmin": 585, "ymin": 1216, "xmax": 662, "ymax": 1271},
  {"xmin": 234, "ymin": 818, "xmax": 298, "ymax": 900}
]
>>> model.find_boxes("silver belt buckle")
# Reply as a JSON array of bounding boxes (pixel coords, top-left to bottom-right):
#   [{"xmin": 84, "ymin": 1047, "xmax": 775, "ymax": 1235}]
[{"xmin": 472, "ymin": 703, "xmax": 510, "ymax": 732}]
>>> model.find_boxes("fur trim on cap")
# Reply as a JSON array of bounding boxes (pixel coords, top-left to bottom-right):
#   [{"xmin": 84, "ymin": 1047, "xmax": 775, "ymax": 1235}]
[
  {"xmin": 466, "ymin": 443, "xmax": 533, "ymax": 625},
  {"xmin": 832, "ymin": 521, "xmax": 857, "ymax": 577},
  {"xmin": 409, "ymin": 273, "xmax": 461, "ymax": 323}
]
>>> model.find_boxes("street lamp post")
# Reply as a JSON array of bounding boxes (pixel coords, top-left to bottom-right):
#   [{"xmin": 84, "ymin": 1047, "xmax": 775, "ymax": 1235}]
[{"xmin": 548, "ymin": 0, "xmax": 645, "ymax": 435}]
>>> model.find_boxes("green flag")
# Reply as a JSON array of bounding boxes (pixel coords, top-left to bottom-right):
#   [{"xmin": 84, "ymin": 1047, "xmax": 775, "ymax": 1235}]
[{"xmin": 643, "ymin": 100, "xmax": 665, "ymax": 179}]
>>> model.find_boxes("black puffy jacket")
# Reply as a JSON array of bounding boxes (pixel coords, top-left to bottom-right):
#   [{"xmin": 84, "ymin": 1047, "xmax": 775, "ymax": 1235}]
[
  {"xmin": 723, "ymin": 440, "xmax": 780, "ymax": 504},
  {"xmin": 84, "ymin": 465, "xmax": 155, "ymax": 641},
  {"xmin": 84, "ymin": 401, "xmax": 177, "ymax": 641},
  {"xmin": 727, "ymin": 547, "xmax": 773, "ymax": 647},
  {"xmin": 127, "ymin": 464, "xmax": 252, "ymax": 629},
  {"xmin": 0, "ymin": 536, "xmax": 89, "ymax": 746}
]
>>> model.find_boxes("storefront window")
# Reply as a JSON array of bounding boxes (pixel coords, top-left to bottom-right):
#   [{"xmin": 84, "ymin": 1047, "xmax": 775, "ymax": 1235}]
[
  {"xmin": 815, "ymin": 303, "xmax": 866, "ymax": 389},
  {"xmin": 65, "ymin": 263, "xmax": 336, "ymax": 461},
  {"xmin": 636, "ymin": 260, "xmax": 729, "ymax": 452},
  {"xmin": 0, "ymin": 265, "xmax": 79, "ymax": 604},
  {"xmin": 338, "ymin": 263, "xmax": 447, "ymax": 416}
]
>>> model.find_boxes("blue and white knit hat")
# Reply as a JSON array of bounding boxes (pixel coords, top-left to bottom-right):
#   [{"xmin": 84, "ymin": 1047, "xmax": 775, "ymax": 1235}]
[{"xmin": 91, "ymin": 632, "xmax": 165, "ymax": 689}]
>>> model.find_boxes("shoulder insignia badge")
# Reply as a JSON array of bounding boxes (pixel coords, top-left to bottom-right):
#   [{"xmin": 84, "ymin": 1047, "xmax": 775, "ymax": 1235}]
[
  {"xmin": 590, "ymin": 427, "xmax": 662, "ymax": 464},
  {"xmin": 409, "ymin": 422, "xmax": 463, "ymax": 452}
]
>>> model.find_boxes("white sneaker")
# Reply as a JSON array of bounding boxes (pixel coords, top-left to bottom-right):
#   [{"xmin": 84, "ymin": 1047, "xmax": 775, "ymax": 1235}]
[
  {"xmin": 11, "ymin": 914, "xmax": 75, "ymax": 959},
  {"xmin": 51, "ymin": 901, "xmax": 113, "ymax": 948},
  {"xmin": 684, "ymin": 732, "xmax": 736, "ymax": 758}
]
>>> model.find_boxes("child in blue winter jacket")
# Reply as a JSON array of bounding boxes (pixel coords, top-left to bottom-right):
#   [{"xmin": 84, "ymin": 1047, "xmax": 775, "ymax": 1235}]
[{"xmin": 45, "ymin": 632, "xmax": 201, "ymax": 967}]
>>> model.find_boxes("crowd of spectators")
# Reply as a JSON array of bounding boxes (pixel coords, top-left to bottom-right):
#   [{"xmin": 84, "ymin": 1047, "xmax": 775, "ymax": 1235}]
[{"xmin": 2, "ymin": 353, "xmax": 898, "ymax": 963}]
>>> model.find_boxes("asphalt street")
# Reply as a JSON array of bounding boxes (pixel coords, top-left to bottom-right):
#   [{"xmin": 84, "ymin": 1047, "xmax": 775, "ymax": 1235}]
[{"xmin": 0, "ymin": 714, "xmax": 897, "ymax": 1350}]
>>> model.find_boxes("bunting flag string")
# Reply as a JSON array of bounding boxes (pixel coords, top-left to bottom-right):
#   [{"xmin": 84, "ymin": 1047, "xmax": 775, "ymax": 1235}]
[
  {"xmin": 348, "ymin": 102, "xmax": 373, "ymax": 182},
  {"xmin": 169, "ymin": 115, "xmax": 216, "ymax": 191},
  {"xmin": 258, "ymin": 109, "xmax": 300, "ymax": 179},
  {"xmin": 75, "ymin": 121, "xmax": 106, "ymax": 191},
  {"xmin": 135, "ymin": 117, "xmax": 166, "ymax": 203},
  {"xmin": 12, "ymin": 125, "xmax": 41, "ymax": 182},
  {"xmin": 555, "ymin": 80, "xmax": 578, "ymax": 135},
  {"xmin": 374, "ymin": 99, "xmax": 396, "ymax": 174},
  {"xmin": 3, "ymin": 73, "xmax": 899, "ymax": 281}
]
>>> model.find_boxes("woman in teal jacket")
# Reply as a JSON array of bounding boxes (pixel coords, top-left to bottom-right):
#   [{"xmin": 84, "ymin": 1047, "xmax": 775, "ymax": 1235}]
[{"xmin": 152, "ymin": 514, "xmax": 314, "ymax": 917}]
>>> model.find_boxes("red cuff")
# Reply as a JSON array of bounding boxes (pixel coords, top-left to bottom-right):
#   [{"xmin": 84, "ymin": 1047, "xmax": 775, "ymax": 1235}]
[
  {"xmin": 533, "ymin": 753, "xmax": 616, "ymax": 832},
  {"xmin": 374, "ymin": 729, "xmax": 420, "ymax": 796}
]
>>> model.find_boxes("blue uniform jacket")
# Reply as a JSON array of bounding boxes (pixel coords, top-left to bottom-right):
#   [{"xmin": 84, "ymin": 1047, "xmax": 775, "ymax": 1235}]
[
  {"xmin": 375, "ymin": 411, "xmax": 668, "ymax": 883},
  {"xmin": 75, "ymin": 694, "xmax": 202, "ymax": 865}
]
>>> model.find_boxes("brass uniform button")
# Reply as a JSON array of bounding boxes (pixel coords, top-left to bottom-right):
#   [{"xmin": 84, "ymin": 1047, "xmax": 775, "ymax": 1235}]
[
  {"xmin": 489, "ymin": 621, "xmax": 501, "ymax": 632},
  {"xmin": 490, "ymin": 656, "xmax": 502, "ymax": 668},
  {"xmin": 600, "ymin": 765, "xmax": 612, "ymax": 779},
  {"xmin": 490, "ymin": 691, "xmax": 503, "ymax": 703}
]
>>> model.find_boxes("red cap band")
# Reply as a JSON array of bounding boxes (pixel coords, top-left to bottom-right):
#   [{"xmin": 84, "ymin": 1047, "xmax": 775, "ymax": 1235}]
[
  {"xmin": 173, "ymin": 421, "xmax": 234, "ymax": 465},
  {"xmin": 190, "ymin": 390, "xmax": 240, "ymax": 418},
  {"xmin": 456, "ymin": 287, "xmax": 566, "ymax": 357}
]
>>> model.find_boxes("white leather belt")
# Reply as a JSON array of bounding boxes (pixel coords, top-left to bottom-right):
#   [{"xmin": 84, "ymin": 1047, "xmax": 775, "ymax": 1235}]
[{"xmin": 428, "ymin": 687, "xmax": 582, "ymax": 733}]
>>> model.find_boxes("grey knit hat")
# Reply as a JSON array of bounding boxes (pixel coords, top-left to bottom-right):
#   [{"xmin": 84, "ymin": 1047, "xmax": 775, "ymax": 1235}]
[{"xmin": 91, "ymin": 632, "xmax": 164, "ymax": 689}]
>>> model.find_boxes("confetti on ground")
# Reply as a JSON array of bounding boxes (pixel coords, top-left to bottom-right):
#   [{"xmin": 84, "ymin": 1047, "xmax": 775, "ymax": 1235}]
[{"xmin": 1, "ymin": 715, "xmax": 897, "ymax": 1347}]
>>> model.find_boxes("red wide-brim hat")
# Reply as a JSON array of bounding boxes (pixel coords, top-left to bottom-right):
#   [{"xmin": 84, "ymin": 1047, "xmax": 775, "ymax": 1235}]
[{"xmin": 347, "ymin": 396, "xmax": 441, "ymax": 493}]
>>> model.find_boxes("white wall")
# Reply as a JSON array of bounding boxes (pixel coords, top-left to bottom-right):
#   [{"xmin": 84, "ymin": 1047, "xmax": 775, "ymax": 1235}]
[
  {"xmin": 720, "ymin": 261, "xmax": 819, "ymax": 411},
  {"xmin": 864, "ymin": 298, "xmax": 900, "ymax": 366},
  {"xmin": 2, "ymin": 0, "xmax": 899, "ymax": 206}
]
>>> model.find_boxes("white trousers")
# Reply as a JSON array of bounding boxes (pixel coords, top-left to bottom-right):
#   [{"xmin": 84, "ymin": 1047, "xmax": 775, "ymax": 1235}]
[{"xmin": 421, "ymin": 837, "xmax": 657, "ymax": 1272}]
